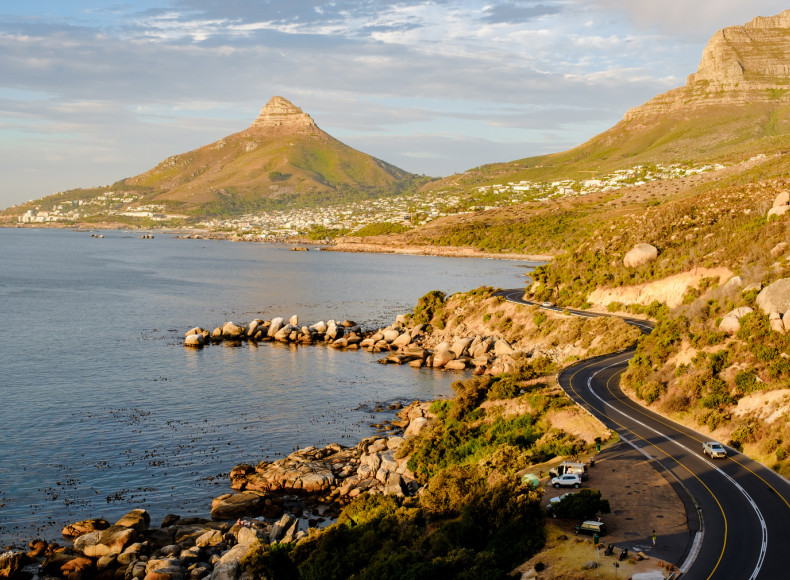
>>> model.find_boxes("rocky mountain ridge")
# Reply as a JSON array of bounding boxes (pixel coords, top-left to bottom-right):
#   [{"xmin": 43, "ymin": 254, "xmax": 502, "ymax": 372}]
[{"xmin": 624, "ymin": 10, "xmax": 790, "ymax": 121}]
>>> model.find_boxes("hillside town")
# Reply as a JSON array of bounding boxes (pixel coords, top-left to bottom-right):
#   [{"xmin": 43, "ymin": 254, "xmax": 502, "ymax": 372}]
[{"xmin": 12, "ymin": 163, "xmax": 723, "ymax": 238}]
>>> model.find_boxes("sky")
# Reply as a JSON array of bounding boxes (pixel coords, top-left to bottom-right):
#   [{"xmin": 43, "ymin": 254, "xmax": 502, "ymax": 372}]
[{"xmin": 1, "ymin": 1, "xmax": 789, "ymax": 209}]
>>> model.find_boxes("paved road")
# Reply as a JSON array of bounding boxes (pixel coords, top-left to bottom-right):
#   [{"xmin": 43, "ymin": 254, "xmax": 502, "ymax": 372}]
[{"xmin": 498, "ymin": 289, "xmax": 790, "ymax": 579}]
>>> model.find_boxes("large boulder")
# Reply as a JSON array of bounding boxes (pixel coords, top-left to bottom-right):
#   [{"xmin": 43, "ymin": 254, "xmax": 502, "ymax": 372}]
[
  {"xmin": 116, "ymin": 509, "xmax": 150, "ymax": 531},
  {"xmin": 719, "ymin": 306, "xmax": 754, "ymax": 334},
  {"xmin": 221, "ymin": 322, "xmax": 245, "ymax": 339},
  {"xmin": 210, "ymin": 491, "xmax": 267, "ymax": 520},
  {"xmin": 624, "ymin": 243, "xmax": 658, "ymax": 268},
  {"xmin": 0, "ymin": 551, "xmax": 28, "ymax": 578},
  {"xmin": 384, "ymin": 473, "xmax": 406, "ymax": 496},
  {"xmin": 451, "ymin": 337, "xmax": 474, "ymax": 358},
  {"xmin": 382, "ymin": 329, "xmax": 401, "ymax": 343},
  {"xmin": 62, "ymin": 518, "xmax": 111, "ymax": 538},
  {"xmin": 493, "ymin": 338, "xmax": 515, "ymax": 356},
  {"xmin": 756, "ymin": 279, "xmax": 790, "ymax": 315},
  {"xmin": 268, "ymin": 317, "xmax": 284, "ymax": 337},
  {"xmin": 431, "ymin": 343, "xmax": 456, "ymax": 368},
  {"xmin": 392, "ymin": 332, "xmax": 412, "ymax": 348},
  {"xmin": 404, "ymin": 417, "xmax": 429, "ymax": 439},
  {"xmin": 768, "ymin": 191, "xmax": 790, "ymax": 218},
  {"xmin": 73, "ymin": 525, "xmax": 137, "ymax": 557},
  {"xmin": 210, "ymin": 544, "xmax": 249, "ymax": 580},
  {"xmin": 269, "ymin": 514, "xmax": 297, "ymax": 543}
]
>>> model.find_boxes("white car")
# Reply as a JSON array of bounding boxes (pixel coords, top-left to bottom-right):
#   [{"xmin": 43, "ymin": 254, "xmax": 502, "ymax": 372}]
[
  {"xmin": 703, "ymin": 441, "xmax": 727, "ymax": 459},
  {"xmin": 542, "ymin": 301, "xmax": 554, "ymax": 308},
  {"xmin": 551, "ymin": 473, "xmax": 582, "ymax": 488},
  {"xmin": 546, "ymin": 492, "xmax": 577, "ymax": 517}
]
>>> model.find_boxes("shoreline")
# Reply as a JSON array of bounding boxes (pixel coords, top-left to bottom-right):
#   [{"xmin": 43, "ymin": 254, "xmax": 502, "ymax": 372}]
[{"xmin": 0, "ymin": 225, "xmax": 553, "ymax": 262}]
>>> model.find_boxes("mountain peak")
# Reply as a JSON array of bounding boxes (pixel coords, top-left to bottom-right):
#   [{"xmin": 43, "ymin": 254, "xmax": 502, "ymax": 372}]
[{"xmin": 251, "ymin": 96, "xmax": 318, "ymax": 132}]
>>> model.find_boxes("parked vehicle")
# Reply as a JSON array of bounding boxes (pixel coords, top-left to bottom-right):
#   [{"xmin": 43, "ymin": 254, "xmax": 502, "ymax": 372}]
[
  {"xmin": 703, "ymin": 441, "xmax": 727, "ymax": 459},
  {"xmin": 546, "ymin": 492, "xmax": 577, "ymax": 517},
  {"xmin": 574, "ymin": 520, "xmax": 607, "ymax": 536},
  {"xmin": 551, "ymin": 473, "xmax": 582, "ymax": 488},
  {"xmin": 549, "ymin": 461, "xmax": 589, "ymax": 480},
  {"xmin": 542, "ymin": 301, "xmax": 554, "ymax": 307}
]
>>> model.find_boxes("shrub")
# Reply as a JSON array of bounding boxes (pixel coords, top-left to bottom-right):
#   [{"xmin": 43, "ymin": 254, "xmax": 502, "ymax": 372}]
[
  {"xmin": 735, "ymin": 371, "xmax": 762, "ymax": 394},
  {"xmin": 413, "ymin": 290, "xmax": 447, "ymax": 326},
  {"xmin": 636, "ymin": 380, "xmax": 666, "ymax": 405},
  {"xmin": 419, "ymin": 465, "xmax": 486, "ymax": 519},
  {"xmin": 548, "ymin": 489, "xmax": 611, "ymax": 520},
  {"xmin": 450, "ymin": 377, "xmax": 492, "ymax": 420},
  {"xmin": 488, "ymin": 375, "xmax": 520, "ymax": 400}
]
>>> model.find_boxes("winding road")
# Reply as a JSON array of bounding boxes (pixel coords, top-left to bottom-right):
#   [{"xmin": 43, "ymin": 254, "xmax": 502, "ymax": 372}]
[{"xmin": 498, "ymin": 289, "xmax": 790, "ymax": 580}]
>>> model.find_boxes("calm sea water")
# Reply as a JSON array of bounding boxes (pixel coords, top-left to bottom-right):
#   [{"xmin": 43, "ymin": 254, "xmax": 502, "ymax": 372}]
[{"xmin": 0, "ymin": 228, "xmax": 534, "ymax": 545}]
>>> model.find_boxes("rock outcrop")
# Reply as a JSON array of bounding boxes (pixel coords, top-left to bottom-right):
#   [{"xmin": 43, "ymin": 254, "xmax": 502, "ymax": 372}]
[
  {"xmin": 251, "ymin": 96, "xmax": 319, "ymax": 133},
  {"xmin": 623, "ymin": 10, "xmax": 790, "ymax": 121},
  {"xmin": 623, "ymin": 243, "xmax": 658, "ymax": 268},
  {"xmin": 768, "ymin": 191, "xmax": 790, "ymax": 218},
  {"xmin": 756, "ymin": 278, "xmax": 790, "ymax": 314},
  {"xmin": 719, "ymin": 306, "xmax": 754, "ymax": 334}
]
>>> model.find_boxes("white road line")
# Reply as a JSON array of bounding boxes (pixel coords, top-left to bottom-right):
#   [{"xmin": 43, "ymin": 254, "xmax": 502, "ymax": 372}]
[
  {"xmin": 584, "ymin": 361, "xmax": 767, "ymax": 580},
  {"xmin": 682, "ymin": 532, "xmax": 704, "ymax": 574},
  {"xmin": 504, "ymin": 290, "xmax": 768, "ymax": 577}
]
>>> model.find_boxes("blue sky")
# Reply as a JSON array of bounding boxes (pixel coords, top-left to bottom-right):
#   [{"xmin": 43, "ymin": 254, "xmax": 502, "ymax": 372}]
[{"xmin": 1, "ymin": 0, "xmax": 788, "ymax": 208}]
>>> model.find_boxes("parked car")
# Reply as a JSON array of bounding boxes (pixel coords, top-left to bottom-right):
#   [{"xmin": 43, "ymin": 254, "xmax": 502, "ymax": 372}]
[
  {"xmin": 551, "ymin": 473, "xmax": 582, "ymax": 488},
  {"xmin": 541, "ymin": 301, "xmax": 554, "ymax": 307},
  {"xmin": 703, "ymin": 441, "xmax": 727, "ymax": 458},
  {"xmin": 574, "ymin": 520, "xmax": 607, "ymax": 536},
  {"xmin": 546, "ymin": 492, "xmax": 577, "ymax": 517},
  {"xmin": 549, "ymin": 461, "xmax": 589, "ymax": 480}
]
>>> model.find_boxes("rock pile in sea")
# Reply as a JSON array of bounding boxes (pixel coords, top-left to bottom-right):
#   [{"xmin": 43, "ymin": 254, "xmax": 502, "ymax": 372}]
[
  {"xmin": 184, "ymin": 315, "xmax": 527, "ymax": 375},
  {"xmin": 183, "ymin": 316, "xmax": 366, "ymax": 349}
]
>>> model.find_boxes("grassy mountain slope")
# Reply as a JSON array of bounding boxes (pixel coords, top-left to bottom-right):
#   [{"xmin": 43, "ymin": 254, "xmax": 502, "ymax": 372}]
[
  {"xmin": 2, "ymin": 97, "xmax": 425, "ymax": 220},
  {"xmin": 128, "ymin": 121, "xmax": 416, "ymax": 213}
]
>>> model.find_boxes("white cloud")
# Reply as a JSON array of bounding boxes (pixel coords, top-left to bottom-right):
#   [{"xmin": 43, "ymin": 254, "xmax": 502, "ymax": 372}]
[
  {"xmin": 585, "ymin": 0, "xmax": 790, "ymax": 39},
  {"xmin": 2, "ymin": 0, "xmax": 784, "ymax": 207}
]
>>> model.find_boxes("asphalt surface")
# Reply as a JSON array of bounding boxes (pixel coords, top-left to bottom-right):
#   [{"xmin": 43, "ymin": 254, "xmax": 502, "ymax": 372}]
[{"xmin": 498, "ymin": 289, "xmax": 790, "ymax": 580}]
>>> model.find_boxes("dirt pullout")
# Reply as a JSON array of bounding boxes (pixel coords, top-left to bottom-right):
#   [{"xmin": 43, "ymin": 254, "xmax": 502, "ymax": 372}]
[{"xmin": 516, "ymin": 442, "xmax": 688, "ymax": 579}]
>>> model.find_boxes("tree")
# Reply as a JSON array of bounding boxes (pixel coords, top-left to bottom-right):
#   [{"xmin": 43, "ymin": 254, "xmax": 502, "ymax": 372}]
[{"xmin": 547, "ymin": 489, "xmax": 611, "ymax": 520}]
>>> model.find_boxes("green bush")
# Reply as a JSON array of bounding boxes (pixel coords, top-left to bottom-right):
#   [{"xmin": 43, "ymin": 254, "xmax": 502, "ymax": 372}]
[
  {"xmin": 635, "ymin": 380, "xmax": 666, "ymax": 405},
  {"xmin": 548, "ymin": 489, "xmax": 611, "ymax": 520},
  {"xmin": 735, "ymin": 371, "xmax": 762, "ymax": 394},
  {"xmin": 488, "ymin": 375, "xmax": 520, "ymax": 400},
  {"xmin": 276, "ymin": 473, "xmax": 545, "ymax": 580},
  {"xmin": 354, "ymin": 222, "xmax": 410, "ymax": 236},
  {"xmin": 413, "ymin": 290, "xmax": 447, "ymax": 326}
]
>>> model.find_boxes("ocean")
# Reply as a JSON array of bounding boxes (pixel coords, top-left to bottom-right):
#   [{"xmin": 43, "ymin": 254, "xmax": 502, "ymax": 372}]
[{"xmin": 0, "ymin": 228, "xmax": 536, "ymax": 545}]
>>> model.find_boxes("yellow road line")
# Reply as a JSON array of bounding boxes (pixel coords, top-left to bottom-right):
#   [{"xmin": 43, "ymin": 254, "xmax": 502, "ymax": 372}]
[
  {"xmin": 565, "ymin": 360, "xmax": 727, "ymax": 580},
  {"xmin": 598, "ymin": 357, "xmax": 790, "ymax": 512}
]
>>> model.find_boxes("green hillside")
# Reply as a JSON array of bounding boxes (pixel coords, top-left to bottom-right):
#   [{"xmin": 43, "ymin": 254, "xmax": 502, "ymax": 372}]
[{"xmin": 2, "ymin": 97, "xmax": 426, "ymax": 222}]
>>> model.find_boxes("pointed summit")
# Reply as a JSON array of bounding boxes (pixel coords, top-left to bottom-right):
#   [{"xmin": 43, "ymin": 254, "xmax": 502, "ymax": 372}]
[{"xmin": 251, "ymin": 96, "xmax": 318, "ymax": 132}]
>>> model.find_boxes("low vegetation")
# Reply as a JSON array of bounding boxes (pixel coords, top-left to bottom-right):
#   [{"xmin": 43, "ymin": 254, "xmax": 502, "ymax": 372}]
[
  {"xmin": 241, "ymin": 363, "xmax": 609, "ymax": 579},
  {"xmin": 411, "ymin": 287, "xmax": 641, "ymax": 359}
]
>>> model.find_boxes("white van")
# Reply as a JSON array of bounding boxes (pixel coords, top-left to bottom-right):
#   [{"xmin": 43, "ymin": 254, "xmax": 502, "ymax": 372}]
[{"xmin": 549, "ymin": 461, "xmax": 589, "ymax": 480}]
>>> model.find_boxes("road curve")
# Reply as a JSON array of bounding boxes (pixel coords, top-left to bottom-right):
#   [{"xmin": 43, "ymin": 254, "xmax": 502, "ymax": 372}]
[{"xmin": 497, "ymin": 289, "xmax": 790, "ymax": 580}]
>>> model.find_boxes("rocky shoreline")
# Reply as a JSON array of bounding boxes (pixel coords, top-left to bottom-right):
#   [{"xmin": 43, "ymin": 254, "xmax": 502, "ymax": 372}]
[
  {"xmin": 1, "ymin": 401, "xmax": 434, "ymax": 580},
  {"xmin": 184, "ymin": 313, "xmax": 530, "ymax": 375},
  {"xmin": 1, "ymin": 310, "xmax": 537, "ymax": 579}
]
